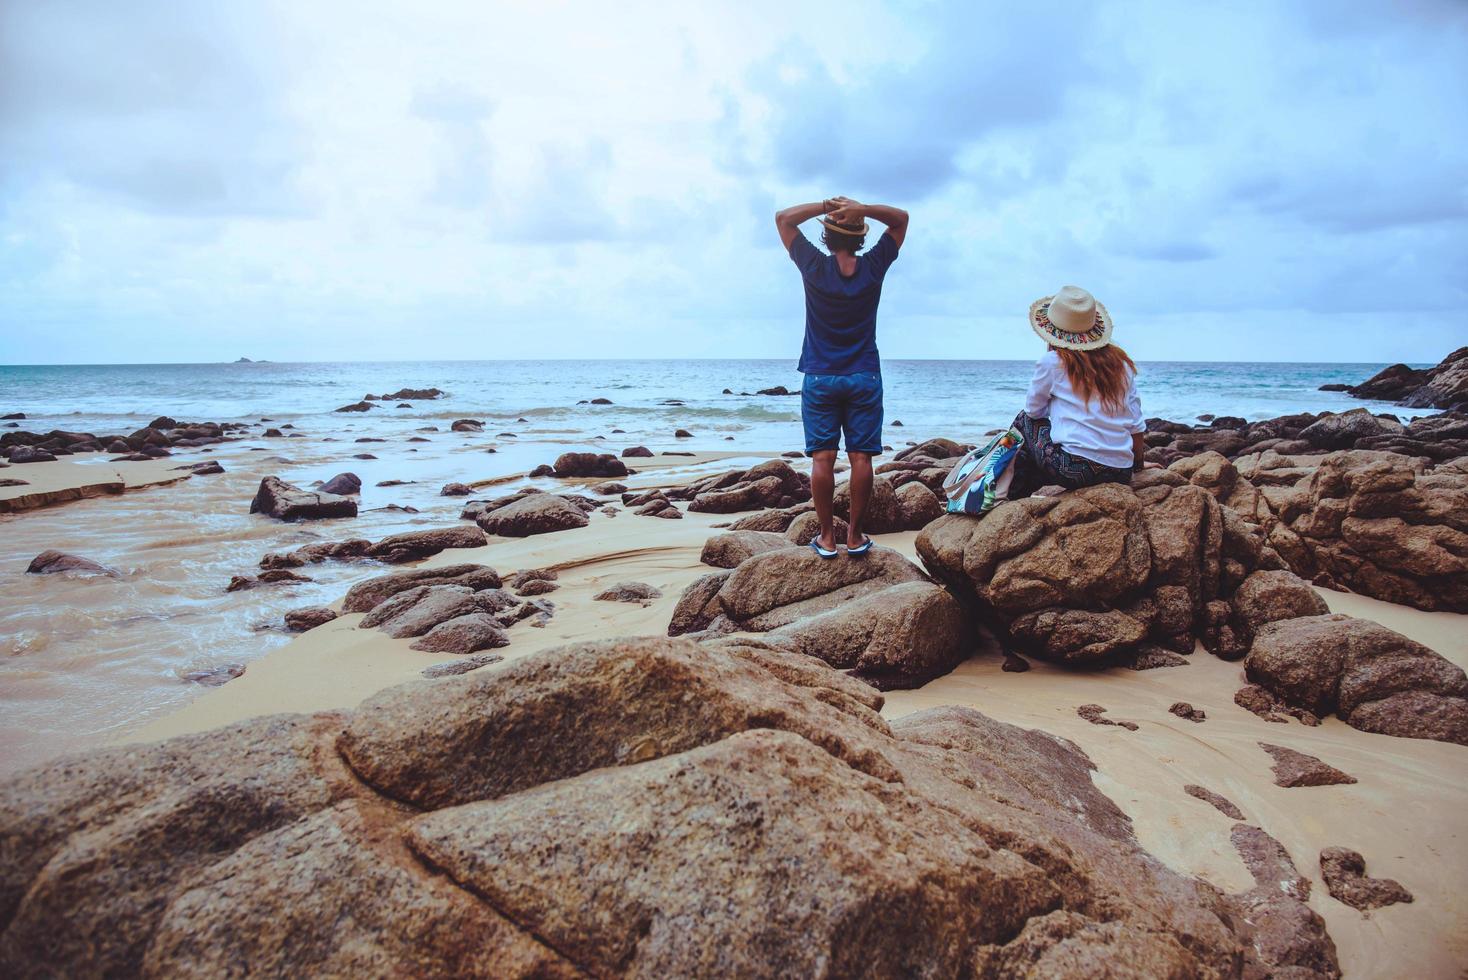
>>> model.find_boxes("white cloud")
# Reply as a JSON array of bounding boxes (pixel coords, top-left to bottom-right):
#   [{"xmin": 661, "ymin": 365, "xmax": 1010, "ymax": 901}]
[{"xmin": 0, "ymin": 0, "xmax": 1465, "ymax": 364}]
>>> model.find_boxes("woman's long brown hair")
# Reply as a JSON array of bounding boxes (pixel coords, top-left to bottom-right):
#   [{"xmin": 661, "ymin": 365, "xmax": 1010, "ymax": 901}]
[{"xmin": 1053, "ymin": 344, "xmax": 1136, "ymax": 414}]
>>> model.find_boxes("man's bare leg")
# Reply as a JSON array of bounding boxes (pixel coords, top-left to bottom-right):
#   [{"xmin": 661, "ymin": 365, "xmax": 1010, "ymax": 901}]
[
  {"xmin": 810, "ymin": 450, "xmax": 838, "ymax": 551},
  {"xmin": 845, "ymin": 451, "xmax": 873, "ymax": 548}
]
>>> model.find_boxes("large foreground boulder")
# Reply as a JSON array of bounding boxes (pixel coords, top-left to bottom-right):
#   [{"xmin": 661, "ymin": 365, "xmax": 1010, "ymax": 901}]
[
  {"xmin": 1245, "ymin": 613, "xmax": 1468, "ymax": 745},
  {"xmin": 0, "ymin": 637, "xmax": 1333, "ymax": 978},
  {"xmin": 250, "ymin": 476, "xmax": 358, "ymax": 521}
]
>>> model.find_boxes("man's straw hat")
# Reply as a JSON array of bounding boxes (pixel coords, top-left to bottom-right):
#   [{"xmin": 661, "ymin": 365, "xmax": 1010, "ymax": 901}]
[
  {"xmin": 1029, "ymin": 285, "xmax": 1113, "ymax": 351},
  {"xmin": 819, "ymin": 215, "xmax": 869, "ymax": 237}
]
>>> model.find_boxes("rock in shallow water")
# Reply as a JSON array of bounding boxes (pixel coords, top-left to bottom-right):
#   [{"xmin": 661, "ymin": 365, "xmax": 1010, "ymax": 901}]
[
  {"xmin": 250, "ymin": 476, "xmax": 358, "ymax": 522},
  {"xmin": 25, "ymin": 550, "xmax": 116, "ymax": 576}
]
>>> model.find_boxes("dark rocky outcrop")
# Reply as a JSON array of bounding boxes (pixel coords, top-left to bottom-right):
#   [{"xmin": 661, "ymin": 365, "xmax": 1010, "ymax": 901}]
[
  {"xmin": 360, "ymin": 586, "xmax": 518, "ymax": 640},
  {"xmin": 512, "ymin": 578, "xmax": 557, "ymax": 597},
  {"xmin": 260, "ymin": 539, "xmax": 373, "ymax": 569},
  {"xmin": 1260, "ymin": 743, "xmax": 1357, "ymax": 788},
  {"xmin": 1184, "ymin": 785, "xmax": 1244, "ymax": 820},
  {"xmin": 317, "ymin": 472, "xmax": 361, "ymax": 496},
  {"xmin": 250, "ymin": 476, "xmax": 358, "ymax": 522},
  {"xmin": 227, "ymin": 570, "xmax": 313, "ymax": 592},
  {"xmin": 1245, "ymin": 613, "xmax": 1468, "ymax": 744},
  {"xmin": 440, "ymin": 482, "xmax": 472, "ymax": 496},
  {"xmin": 1076, "ymin": 705, "xmax": 1138, "ymax": 731},
  {"xmin": 551, "ymin": 452, "xmax": 628, "ymax": 478},
  {"xmin": 833, "ymin": 475, "xmax": 945, "ymax": 533},
  {"xmin": 1344, "ymin": 347, "xmax": 1468, "ymax": 411},
  {"xmin": 1228, "ymin": 824, "xmax": 1339, "ymax": 976},
  {"xmin": 367, "ymin": 387, "xmax": 444, "ymax": 401},
  {"xmin": 621, "ymin": 446, "xmax": 653, "ymax": 458},
  {"xmin": 334, "ymin": 401, "xmax": 376, "ymax": 413},
  {"xmin": 1319, "ymin": 847, "xmax": 1414, "ymax": 912}
]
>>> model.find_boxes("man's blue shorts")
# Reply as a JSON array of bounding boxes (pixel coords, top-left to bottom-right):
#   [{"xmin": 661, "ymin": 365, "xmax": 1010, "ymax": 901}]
[{"xmin": 801, "ymin": 371, "xmax": 884, "ymax": 455}]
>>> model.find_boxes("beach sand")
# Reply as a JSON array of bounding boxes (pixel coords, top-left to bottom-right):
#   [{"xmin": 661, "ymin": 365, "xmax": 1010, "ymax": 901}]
[
  {"xmin": 123, "ymin": 500, "xmax": 1468, "ymax": 977},
  {"xmin": 0, "ymin": 454, "xmax": 193, "ymax": 513}
]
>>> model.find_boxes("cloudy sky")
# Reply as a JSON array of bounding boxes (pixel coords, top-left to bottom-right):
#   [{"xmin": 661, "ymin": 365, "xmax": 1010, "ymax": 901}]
[{"xmin": 2, "ymin": 0, "xmax": 1465, "ymax": 365}]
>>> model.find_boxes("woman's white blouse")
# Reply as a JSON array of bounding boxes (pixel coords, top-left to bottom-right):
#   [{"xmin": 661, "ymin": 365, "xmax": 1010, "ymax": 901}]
[{"xmin": 1023, "ymin": 349, "xmax": 1146, "ymax": 469}]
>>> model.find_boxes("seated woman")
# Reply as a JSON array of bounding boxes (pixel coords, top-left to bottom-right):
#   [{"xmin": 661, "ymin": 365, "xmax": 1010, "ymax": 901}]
[{"xmin": 1009, "ymin": 285, "xmax": 1149, "ymax": 498}]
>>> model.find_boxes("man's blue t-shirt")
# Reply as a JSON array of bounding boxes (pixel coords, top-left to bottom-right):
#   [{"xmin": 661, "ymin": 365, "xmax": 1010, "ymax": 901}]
[{"xmin": 788, "ymin": 230, "xmax": 900, "ymax": 375}]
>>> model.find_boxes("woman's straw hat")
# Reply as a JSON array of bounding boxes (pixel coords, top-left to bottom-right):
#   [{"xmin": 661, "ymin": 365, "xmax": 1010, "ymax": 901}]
[
  {"xmin": 819, "ymin": 215, "xmax": 869, "ymax": 237},
  {"xmin": 1029, "ymin": 285, "xmax": 1113, "ymax": 350}
]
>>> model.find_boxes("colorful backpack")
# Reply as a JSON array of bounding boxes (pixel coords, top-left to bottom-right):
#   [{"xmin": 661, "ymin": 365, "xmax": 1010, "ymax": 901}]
[{"xmin": 941, "ymin": 427, "xmax": 1024, "ymax": 515}]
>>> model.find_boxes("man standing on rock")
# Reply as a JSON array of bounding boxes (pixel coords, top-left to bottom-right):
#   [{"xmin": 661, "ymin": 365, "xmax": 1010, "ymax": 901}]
[{"xmin": 776, "ymin": 195, "xmax": 908, "ymax": 557}]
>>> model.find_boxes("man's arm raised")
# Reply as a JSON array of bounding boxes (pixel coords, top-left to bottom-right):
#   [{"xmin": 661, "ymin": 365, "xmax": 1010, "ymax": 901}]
[
  {"xmin": 827, "ymin": 199, "xmax": 908, "ymax": 249},
  {"xmin": 775, "ymin": 201, "xmax": 832, "ymax": 251}
]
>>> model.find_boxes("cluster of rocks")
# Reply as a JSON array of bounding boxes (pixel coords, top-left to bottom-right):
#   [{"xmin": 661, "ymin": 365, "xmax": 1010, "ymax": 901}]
[
  {"xmin": 1140, "ymin": 408, "xmax": 1468, "ymax": 466},
  {"xmin": 1, "ymin": 417, "xmax": 249, "ymax": 463},
  {"xmin": 1184, "ymin": 448, "xmax": 1466, "ymax": 613},
  {"xmin": 0, "ymin": 635, "xmax": 1338, "ymax": 978},
  {"xmin": 367, "ymin": 387, "xmax": 444, "ymax": 401},
  {"xmin": 619, "ymin": 488, "xmax": 684, "ymax": 519},
  {"xmin": 721, "ymin": 385, "xmax": 800, "ymax": 396},
  {"xmin": 459, "ymin": 488, "xmax": 598, "ymax": 537},
  {"xmin": 670, "ymin": 543, "xmax": 970, "ymax": 689},
  {"xmin": 1327, "ymin": 346, "xmax": 1468, "ymax": 411},
  {"xmin": 650, "ymin": 459, "xmax": 812, "ymax": 514},
  {"xmin": 260, "ymin": 526, "xmax": 487, "ymax": 571},
  {"xmin": 341, "ymin": 564, "xmax": 556, "ymax": 654}
]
